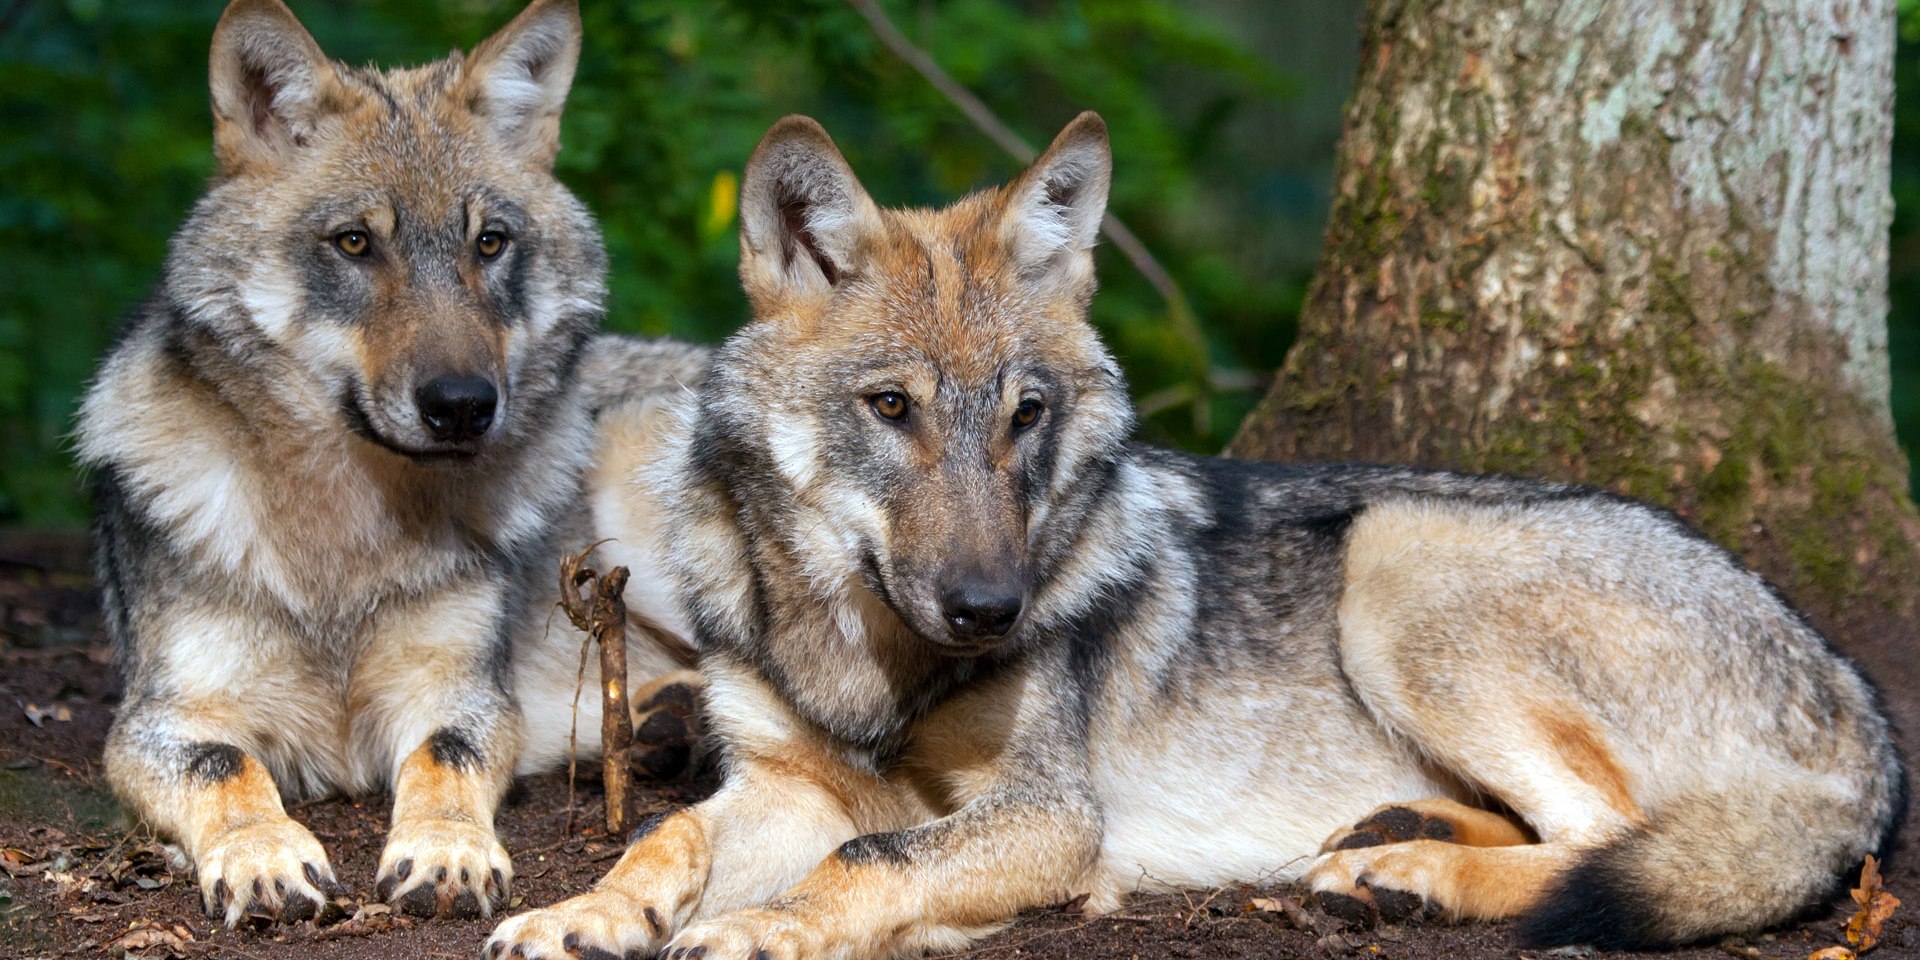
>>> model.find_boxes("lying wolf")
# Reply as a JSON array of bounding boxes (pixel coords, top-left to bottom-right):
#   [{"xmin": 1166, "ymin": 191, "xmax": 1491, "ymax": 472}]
[
  {"xmin": 75, "ymin": 0, "xmax": 704, "ymax": 927},
  {"xmin": 486, "ymin": 113, "xmax": 1903, "ymax": 957}
]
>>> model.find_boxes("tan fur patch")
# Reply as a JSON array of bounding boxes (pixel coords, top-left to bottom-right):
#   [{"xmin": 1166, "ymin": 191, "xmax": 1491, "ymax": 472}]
[
  {"xmin": 185, "ymin": 752, "xmax": 287, "ymax": 846},
  {"xmin": 596, "ymin": 809, "xmax": 711, "ymax": 910},
  {"xmin": 1419, "ymin": 842, "xmax": 1577, "ymax": 918},
  {"xmin": 1403, "ymin": 798, "xmax": 1532, "ymax": 846},
  {"xmin": 1536, "ymin": 711, "xmax": 1644, "ymax": 824},
  {"xmin": 391, "ymin": 742, "xmax": 497, "ymax": 826}
]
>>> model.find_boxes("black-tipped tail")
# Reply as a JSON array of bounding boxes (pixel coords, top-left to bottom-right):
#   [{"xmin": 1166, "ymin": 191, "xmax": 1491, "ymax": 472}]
[
  {"xmin": 1515, "ymin": 778, "xmax": 1900, "ymax": 950},
  {"xmin": 1515, "ymin": 843, "xmax": 1673, "ymax": 950}
]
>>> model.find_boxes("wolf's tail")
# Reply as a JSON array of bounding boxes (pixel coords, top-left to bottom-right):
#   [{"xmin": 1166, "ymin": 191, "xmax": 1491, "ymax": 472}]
[{"xmin": 1515, "ymin": 753, "xmax": 1907, "ymax": 950}]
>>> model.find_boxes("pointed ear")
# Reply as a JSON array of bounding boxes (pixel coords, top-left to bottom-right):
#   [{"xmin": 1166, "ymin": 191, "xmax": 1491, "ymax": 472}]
[
  {"xmin": 462, "ymin": 0, "xmax": 581, "ymax": 168},
  {"xmin": 737, "ymin": 116, "xmax": 884, "ymax": 309},
  {"xmin": 1000, "ymin": 111, "xmax": 1112, "ymax": 290},
  {"xmin": 209, "ymin": 0, "xmax": 340, "ymax": 175}
]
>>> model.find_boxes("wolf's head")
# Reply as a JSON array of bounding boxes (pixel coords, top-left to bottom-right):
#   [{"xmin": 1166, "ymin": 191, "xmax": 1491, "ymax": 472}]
[
  {"xmin": 166, "ymin": 0, "xmax": 602, "ymax": 461},
  {"xmin": 701, "ymin": 113, "xmax": 1135, "ymax": 656}
]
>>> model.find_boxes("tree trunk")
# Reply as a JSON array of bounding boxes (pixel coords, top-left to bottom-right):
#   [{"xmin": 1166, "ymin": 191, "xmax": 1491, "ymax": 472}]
[{"xmin": 1231, "ymin": 0, "xmax": 1920, "ymax": 739}]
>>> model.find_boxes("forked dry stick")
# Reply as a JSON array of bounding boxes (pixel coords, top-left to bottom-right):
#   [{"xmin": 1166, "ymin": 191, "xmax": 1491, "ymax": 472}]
[{"xmin": 559, "ymin": 543, "xmax": 633, "ymax": 836}]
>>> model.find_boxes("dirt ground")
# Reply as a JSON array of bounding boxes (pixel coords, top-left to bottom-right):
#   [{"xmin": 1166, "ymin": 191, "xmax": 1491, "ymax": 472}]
[{"xmin": 1, "ymin": 532, "xmax": 1914, "ymax": 960}]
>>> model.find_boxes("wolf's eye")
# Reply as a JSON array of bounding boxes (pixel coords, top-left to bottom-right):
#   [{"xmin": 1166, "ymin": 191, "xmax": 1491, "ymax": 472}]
[
  {"xmin": 869, "ymin": 392, "xmax": 910, "ymax": 422},
  {"xmin": 476, "ymin": 231, "xmax": 508, "ymax": 259},
  {"xmin": 334, "ymin": 231, "xmax": 370, "ymax": 257},
  {"xmin": 1013, "ymin": 398, "xmax": 1044, "ymax": 431}
]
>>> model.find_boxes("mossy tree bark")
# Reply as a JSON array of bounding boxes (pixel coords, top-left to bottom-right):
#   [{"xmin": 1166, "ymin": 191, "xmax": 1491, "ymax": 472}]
[{"xmin": 1232, "ymin": 0, "xmax": 1920, "ymax": 738}]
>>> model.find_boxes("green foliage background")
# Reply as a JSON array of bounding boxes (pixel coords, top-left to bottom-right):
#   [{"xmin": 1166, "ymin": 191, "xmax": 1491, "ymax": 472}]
[{"xmin": 2, "ymin": 0, "xmax": 1918, "ymax": 526}]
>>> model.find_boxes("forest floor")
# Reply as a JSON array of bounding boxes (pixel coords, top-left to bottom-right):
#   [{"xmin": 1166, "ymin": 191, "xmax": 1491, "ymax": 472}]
[{"xmin": 1, "ymin": 531, "xmax": 1914, "ymax": 960}]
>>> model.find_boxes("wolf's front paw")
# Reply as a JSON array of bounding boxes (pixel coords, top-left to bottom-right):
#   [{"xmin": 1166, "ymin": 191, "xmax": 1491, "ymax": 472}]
[
  {"xmin": 484, "ymin": 889, "xmax": 663, "ymax": 960},
  {"xmin": 665, "ymin": 908, "xmax": 820, "ymax": 960},
  {"xmin": 197, "ymin": 817, "xmax": 336, "ymax": 927},
  {"xmin": 378, "ymin": 817, "xmax": 511, "ymax": 919}
]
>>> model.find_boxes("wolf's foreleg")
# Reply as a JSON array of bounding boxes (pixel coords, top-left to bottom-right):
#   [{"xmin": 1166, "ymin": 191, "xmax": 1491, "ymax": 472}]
[
  {"xmin": 662, "ymin": 773, "xmax": 1103, "ymax": 960},
  {"xmin": 485, "ymin": 664, "xmax": 921, "ymax": 959},
  {"xmin": 663, "ymin": 661, "xmax": 1103, "ymax": 960},
  {"xmin": 105, "ymin": 698, "xmax": 335, "ymax": 927},
  {"xmin": 353, "ymin": 582, "xmax": 521, "ymax": 918},
  {"xmin": 376, "ymin": 728, "xmax": 517, "ymax": 918},
  {"xmin": 483, "ymin": 763, "xmax": 898, "ymax": 959}
]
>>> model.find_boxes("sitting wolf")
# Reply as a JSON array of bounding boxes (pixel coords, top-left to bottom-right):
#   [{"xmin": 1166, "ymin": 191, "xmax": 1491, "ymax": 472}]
[
  {"xmin": 487, "ymin": 112, "xmax": 1903, "ymax": 958},
  {"xmin": 75, "ymin": 0, "xmax": 704, "ymax": 927}
]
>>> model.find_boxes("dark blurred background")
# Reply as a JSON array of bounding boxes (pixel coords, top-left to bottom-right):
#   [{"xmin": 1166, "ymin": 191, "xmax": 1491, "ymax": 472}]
[{"xmin": 0, "ymin": 0, "xmax": 1915, "ymax": 528}]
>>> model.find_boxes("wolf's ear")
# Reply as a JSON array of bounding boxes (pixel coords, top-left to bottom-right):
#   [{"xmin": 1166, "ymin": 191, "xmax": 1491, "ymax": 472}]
[
  {"xmin": 463, "ymin": 0, "xmax": 581, "ymax": 169},
  {"xmin": 1000, "ymin": 112, "xmax": 1111, "ymax": 291},
  {"xmin": 209, "ymin": 0, "xmax": 339, "ymax": 175},
  {"xmin": 737, "ymin": 116, "xmax": 884, "ymax": 310}
]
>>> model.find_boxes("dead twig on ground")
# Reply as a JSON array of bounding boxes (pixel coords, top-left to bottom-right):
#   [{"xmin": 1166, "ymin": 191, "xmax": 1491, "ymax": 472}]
[
  {"xmin": 558, "ymin": 604, "xmax": 591, "ymax": 840},
  {"xmin": 559, "ymin": 543, "xmax": 634, "ymax": 837}
]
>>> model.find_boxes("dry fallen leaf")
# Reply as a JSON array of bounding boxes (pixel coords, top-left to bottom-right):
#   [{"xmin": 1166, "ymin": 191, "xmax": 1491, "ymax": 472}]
[
  {"xmin": 108, "ymin": 920, "xmax": 193, "ymax": 957},
  {"xmin": 1808, "ymin": 948, "xmax": 1856, "ymax": 960},
  {"xmin": 1247, "ymin": 895, "xmax": 1318, "ymax": 931},
  {"xmin": 1054, "ymin": 892, "xmax": 1091, "ymax": 915},
  {"xmin": 0, "ymin": 848, "xmax": 41, "ymax": 878},
  {"xmin": 22, "ymin": 702, "xmax": 72, "ymax": 727},
  {"xmin": 1844, "ymin": 855, "xmax": 1901, "ymax": 953}
]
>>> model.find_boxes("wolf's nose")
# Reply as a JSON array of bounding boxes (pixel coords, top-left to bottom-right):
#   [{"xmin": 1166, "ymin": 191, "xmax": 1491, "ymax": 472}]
[
  {"xmin": 416, "ymin": 374, "xmax": 498, "ymax": 442},
  {"xmin": 940, "ymin": 581, "xmax": 1023, "ymax": 643}
]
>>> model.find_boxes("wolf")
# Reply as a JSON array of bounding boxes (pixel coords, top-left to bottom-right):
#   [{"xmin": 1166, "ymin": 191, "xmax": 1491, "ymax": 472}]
[
  {"xmin": 486, "ymin": 112, "xmax": 1904, "ymax": 958},
  {"xmin": 73, "ymin": 0, "xmax": 706, "ymax": 928}
]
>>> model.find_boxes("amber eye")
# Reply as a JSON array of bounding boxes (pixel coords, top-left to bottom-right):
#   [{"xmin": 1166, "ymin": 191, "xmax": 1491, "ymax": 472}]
[
  {"xmin": 1013, "ymin": 398, "xmax": 1044, "ymax": 431},
  {"xmin": 869, "ymin": 391, "xmax": 909, "ymax": 421},
  {"xmin": 476, "ymin": 231, "xmax": 507, "ymax": 259},
  {"xmin": 334, "ymin": 230, "xmax": 370, "ymax": 257}
]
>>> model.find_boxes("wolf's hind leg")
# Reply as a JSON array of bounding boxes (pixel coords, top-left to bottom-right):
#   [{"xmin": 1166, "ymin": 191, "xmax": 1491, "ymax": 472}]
[
  {"xmin": 1311, "ymin": 800, "xmax": 1537, "ymax": 924},
  {"xmin": 1297, "ymin": 729, "xmax": 1628, "ymax": 925},
  {"xmin": 1307, "ymin": 503, "xmax": 1654, "ymax": 927},
  {"xmin": 631, "ymin": 668, "xmax": 703, "ymax": 780},
  {"xmin": 1307, "ymin": 841, "xmax": 1582, "ymax": 924}
]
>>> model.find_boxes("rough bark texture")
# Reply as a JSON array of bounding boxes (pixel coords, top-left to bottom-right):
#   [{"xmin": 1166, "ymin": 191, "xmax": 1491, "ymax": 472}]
[{"xmin": 1232, "ymin": 0, "xmax": 1920, "ymax": 741}]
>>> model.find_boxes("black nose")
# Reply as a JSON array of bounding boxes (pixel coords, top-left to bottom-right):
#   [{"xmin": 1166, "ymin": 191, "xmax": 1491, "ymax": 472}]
[
  {"xmin": 939, "ymin": 579, "xmax": 1023, "ymax": 643},
  {"xmin": 415, "ymin": 374, "xmax": 498, "ymax": 442}
]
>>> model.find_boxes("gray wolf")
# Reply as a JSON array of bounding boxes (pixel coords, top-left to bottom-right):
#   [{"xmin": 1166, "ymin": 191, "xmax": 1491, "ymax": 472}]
[
  {"xmin": 74, "ymin": 0, "xmax": 706, "ymax": 927},
  {"xmin": 486, "ymin": 113, "xmax": 1903, "ymax": 957}
]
